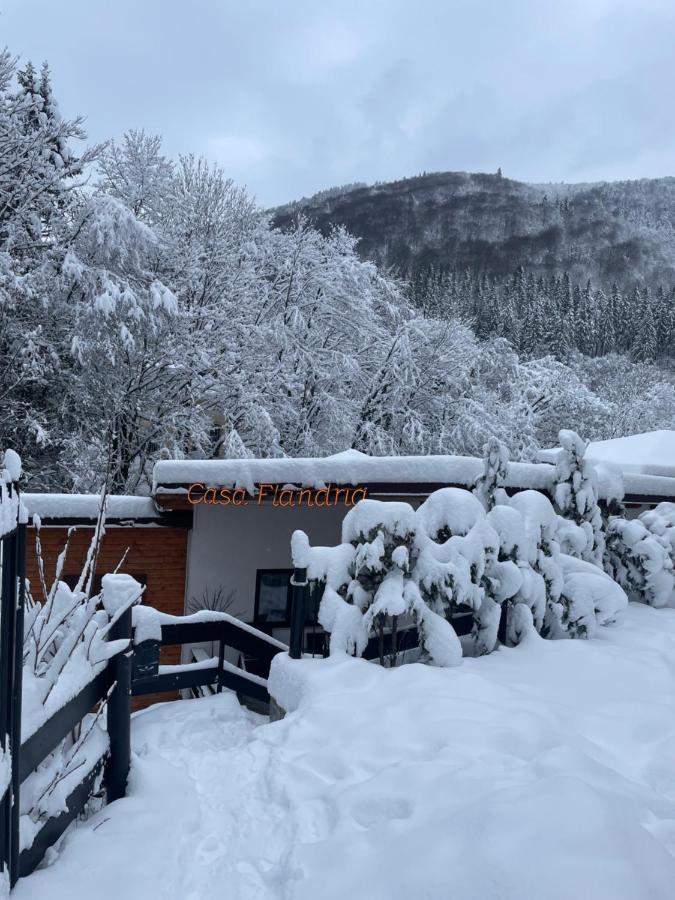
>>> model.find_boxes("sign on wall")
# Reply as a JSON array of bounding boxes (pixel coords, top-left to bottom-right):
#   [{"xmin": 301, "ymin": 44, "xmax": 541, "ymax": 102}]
[{"xmin": 187, "ymin": 483, "xmax": 369, "ymax": 508}]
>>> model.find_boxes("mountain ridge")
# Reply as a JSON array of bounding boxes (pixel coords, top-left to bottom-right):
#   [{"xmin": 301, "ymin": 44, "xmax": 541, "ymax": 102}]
[{"xmin": 272, "ymin": 171, "xmax": 675, "ymax": 289}]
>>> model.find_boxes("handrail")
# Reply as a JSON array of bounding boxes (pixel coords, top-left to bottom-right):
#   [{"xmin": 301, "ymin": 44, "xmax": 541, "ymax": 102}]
[{"xmin": 130, "ymin": 615, "xmax": 288, "ymax": 708}]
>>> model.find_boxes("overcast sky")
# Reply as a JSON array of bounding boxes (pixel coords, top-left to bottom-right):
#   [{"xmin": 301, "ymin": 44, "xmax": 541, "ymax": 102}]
[{"xmin": 2, "ymin": 0, "xmax": 674, "ymax": 206}]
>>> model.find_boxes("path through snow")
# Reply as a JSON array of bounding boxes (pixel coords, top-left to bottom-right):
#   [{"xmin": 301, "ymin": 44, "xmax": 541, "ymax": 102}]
[{"xmin": 15, "ymin": 603, "xmax": 675, "ymax": 900}]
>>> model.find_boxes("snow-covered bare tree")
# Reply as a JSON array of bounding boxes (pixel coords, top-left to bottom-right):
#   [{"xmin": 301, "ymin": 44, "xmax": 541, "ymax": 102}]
[{"xmin": 0, "ymin": 54, "xmax": 97, "ymax": 484}]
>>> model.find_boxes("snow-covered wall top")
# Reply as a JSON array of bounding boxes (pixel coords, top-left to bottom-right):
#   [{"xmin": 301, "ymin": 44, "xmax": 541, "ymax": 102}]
[
  {"xmin": 22, "ymin": 494, "xmax": 159, "ymax": 521},
  {"xmin": 540, "ymin": 430, "xmax": 675, "ymax": 479}
]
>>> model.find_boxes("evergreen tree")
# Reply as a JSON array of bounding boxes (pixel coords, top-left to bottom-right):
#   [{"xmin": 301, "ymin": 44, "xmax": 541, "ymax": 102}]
[
  {"xmin": 551, "ymin": 429, "xmax": 605, "ymax": 566},
  {"xmin": 594, "ymin": 288, "xmax": 615, "ymax": 356},
  {"xmin": 343, "ymin": 501, "xmax": 419, "ymax": 666},
  {"xmin": 654, "ymin": 286, "xmax": 674, "ymax": 358},
  {"xmin": 474, "ymin": 437, "xmax": 509, "ymax": 510},
  {"xmin": 631, "ymin": 293, "xmax": 657, "ymax": 362}
]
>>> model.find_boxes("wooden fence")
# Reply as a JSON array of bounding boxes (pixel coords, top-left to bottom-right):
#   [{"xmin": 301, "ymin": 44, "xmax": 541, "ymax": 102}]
[
  {"xmin": 286, "ymin": 565, "xmax": 477, "ymax": 662},
  {"xmin": 0, "ymin": 475, "xmax": 135, "ymax": 888},
  {"xmin": 130, "ymin": 613, "xmax": 288, "ymax": 707}
]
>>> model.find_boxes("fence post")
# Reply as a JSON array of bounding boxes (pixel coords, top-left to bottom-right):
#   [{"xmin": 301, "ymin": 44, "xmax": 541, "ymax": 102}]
[
  {"xmin": 497, "ymin": 601, "xmax": 508, "ymax": 646},
  {"xmin": 0, "ymin": 482, "xmax": 24, "ymax": 888},
  {"xmin": 105, "ymin": 607, "xmax": 132, "ymax": 803},
  {"xmin": 216, "ymin": 637, "xmax": 225, "ymax": 694},
  {"xmin": 0, "ymin": 528, "xmax": 16, "ymax": 888},
  {"xmin": 9, "ymin": 519, "xmax": 26, "ymax": 886},
  {"xmin": 289, "ymin": 567, "xmax": 308, "ymax": 660}
]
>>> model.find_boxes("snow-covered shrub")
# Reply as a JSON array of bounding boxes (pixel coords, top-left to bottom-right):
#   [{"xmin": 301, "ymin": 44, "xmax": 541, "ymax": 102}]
[
  {"xmin": 552, "ymin": 429, "xmax": 605, "ymax": 566},
  {"xmin": 470, "ymin": 520, "xmax": 523, "ymax": 655},
  {"xmin": 604, "ymin": 516, "xmax": 675, "ymax": 608},
  {"xmin": 291, "ymin": 531, "xmax": 367, "ymax": 657},
  {"xmin": 499, "ymin": 488, "xmax": 618, "ymax": 639},
  {"xmin": 413, "ymin": 489, "xmax": 488, "ymax": 654},
  {"xmin": 402, "ymin": 580, "xmax": 463, "ymax": 667},
  {"xmin": 413, "ymin": 488, "xmax": 484, "ymax": 613},
  {"xmin": 558, "ymin": 555, "xmax": 628, "ymax": 636},
  {"xmin": 21, "ymin": 501, "xmax": 143, "ymax": 850}
]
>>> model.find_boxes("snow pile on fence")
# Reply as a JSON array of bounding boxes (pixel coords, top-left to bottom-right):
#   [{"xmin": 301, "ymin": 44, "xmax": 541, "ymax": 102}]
[{"xmin": 0, "ymin": 449, "xmax": 22, "ymax": 537}]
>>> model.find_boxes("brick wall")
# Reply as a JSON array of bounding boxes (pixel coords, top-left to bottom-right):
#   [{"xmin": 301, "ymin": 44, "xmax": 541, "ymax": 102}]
[{"xmin": 25, "ymin": 524, "xmax": 189, "ymax": 708}]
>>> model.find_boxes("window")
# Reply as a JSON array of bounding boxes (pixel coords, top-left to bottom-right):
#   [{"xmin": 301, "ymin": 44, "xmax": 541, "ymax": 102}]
[
  {"xmin": 254, "ymin": 569, "xmax": 324, "ymax": 627},
  {"xmin": 254, "ymin": 569, "xmax": 292, "ymax": 624}
]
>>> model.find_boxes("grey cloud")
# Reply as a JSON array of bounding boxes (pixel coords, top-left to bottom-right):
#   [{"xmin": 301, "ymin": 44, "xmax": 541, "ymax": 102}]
[{"xmin": 1, "ymin": 0, "xmax": 673, "ymax": 205}]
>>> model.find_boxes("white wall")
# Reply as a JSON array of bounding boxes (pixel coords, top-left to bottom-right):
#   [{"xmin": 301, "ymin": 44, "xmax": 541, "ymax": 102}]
[{"xmin": 186, "ymin": 502, "xmax": 349, "ymax": 622}]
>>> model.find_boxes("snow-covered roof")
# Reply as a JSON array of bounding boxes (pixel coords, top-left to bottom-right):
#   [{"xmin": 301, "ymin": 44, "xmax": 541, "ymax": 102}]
[
  {"xmin": 621, "ymin": 472, "xmax": 675, "ymax": 500},
  {"xmin": 22, "ymin": 494, "xmax": 160, "ymax": 521},
  {"xmin": 153, "ymin": 449, "xmax": 554, "ymax": 494},
  {"xmin": 540, "ymin": 431, "xmax": 675, "ymax": 479},
  {"xmin": 153, "ymin": 447, "xmax": 675, "ymax": 502}
]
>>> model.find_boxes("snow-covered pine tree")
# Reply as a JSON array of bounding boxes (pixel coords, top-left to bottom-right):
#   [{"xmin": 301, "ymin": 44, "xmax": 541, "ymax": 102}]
[
  {"xmin": 487, "ymin": 503, "xmax": 545, "ymax": 644},
  {"xmin": 300, "ymin": 497, "xmax": 463, "ymax": 667},
  {"xmin": 552, "ymin": 429, "xmax": 605, "ymax": 567},
  {"xmin": 506, "ymin": 490, "xmax": 566, "ymax": 638},
  {"xmin": 413, "ymin": 487, "xmax": 513, "ymax": 657},
  {"xmin": 342, "ymin": 499, "xmax": 418, "ymax": 665},
  {"xmin": 631, "ymin": 290, "xmax": 657, "ymax": 363},
  {"xmin": 605, "ymin": 506, "xmax": 675, "ymax": 608},
  {"xmin": 474, "ymin": 437, "xmax": 509, "ymax": 510}
]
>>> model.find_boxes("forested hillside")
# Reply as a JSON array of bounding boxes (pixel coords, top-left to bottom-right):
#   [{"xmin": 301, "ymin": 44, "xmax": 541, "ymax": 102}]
[
  {"xmin": 274, "ymin": 172, "xmax": 675, "ymax": 289},
  {"xmin": 1, "ymin": 53, "xmax": 673, "ymax": 493},
  {"xmin": 274, "ymin": 172, "xmax": 675, "ymax": 364}
]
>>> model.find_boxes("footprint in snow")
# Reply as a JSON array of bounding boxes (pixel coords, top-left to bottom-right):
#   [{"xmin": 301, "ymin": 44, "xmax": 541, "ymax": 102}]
[{"xmin": 350, "ymin": 796, "xmax": 414, "ymax": 829}]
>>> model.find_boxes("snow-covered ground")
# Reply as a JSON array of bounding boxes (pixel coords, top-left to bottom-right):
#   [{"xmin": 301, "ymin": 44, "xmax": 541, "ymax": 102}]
[{"xmin": 15, "ymin": 603, "xmax": 675, "ymax": 900}]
